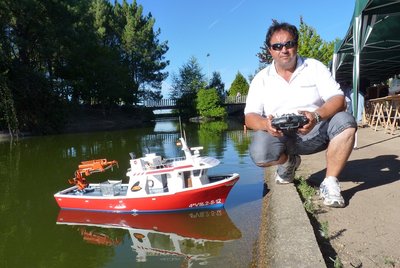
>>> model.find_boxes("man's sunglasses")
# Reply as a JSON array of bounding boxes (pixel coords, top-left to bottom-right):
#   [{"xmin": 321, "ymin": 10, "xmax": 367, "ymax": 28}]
[{"xmin": 269, "ymin": 40, "xmax": 297, "ymax": 51}]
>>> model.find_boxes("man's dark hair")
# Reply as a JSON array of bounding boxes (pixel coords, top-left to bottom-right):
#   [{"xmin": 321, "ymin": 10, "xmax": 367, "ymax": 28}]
[{"xmin": 265, "ymin": 21, "xmax": 299, "ymax": 47}]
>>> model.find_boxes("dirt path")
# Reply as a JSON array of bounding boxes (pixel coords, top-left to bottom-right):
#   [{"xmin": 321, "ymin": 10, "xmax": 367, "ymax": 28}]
[{"xmin": 297, "ymin": 127, "xmax": 400, "ymax": 268}]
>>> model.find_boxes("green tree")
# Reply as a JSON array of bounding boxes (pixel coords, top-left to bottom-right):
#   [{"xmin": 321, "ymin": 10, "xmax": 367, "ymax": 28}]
[
  {"xmin": 207, "ymin": 71, "xmax": 225, "ymax": 100},
  {"xmin": 57, "ymin": 0, "xmax": 104, "ymax": 105},
  {"xmin": 0, "ymin": 0, "xmax": 79, "ymax": 133},
  {"xmin": 0, "ymin": 73, "xmax": 19, "ymax": 137},
  {"xmin": 0, "ymin": 1, "xmax": 18, "ymax": 136},
  {"xmin": 0, "ymin": 0, "xmax": 169, "ymax": 134},
  {"xmin": 85, "ymin": 0, "xmax": 128, "ymax": 110},
  {"xmin": 297, "ymin": 17, "xmax": 334, "ymax": 66},
  {"xmin": 170, "ymin": 57, "xmax": 206, "ymax": 119},
  {"xmin": 196, "ymin": 88, "xmax": 226, "ymax": 118},
  {"xmin": 228, "ymin": 72, "xmax": 249, "ymax": 96},
  {"xmin": 119, "ymin": 0, "xmax": 169, "ymax": 104}
]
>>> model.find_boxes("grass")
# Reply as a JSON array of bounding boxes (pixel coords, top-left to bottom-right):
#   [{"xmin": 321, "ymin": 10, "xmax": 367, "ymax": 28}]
[
  {"xmin": 383, "ymin": 256, "xmax": 396, "ymax": 267},
  {"xmin": 294, "ymin": 176, "xmax": 344, "ymax": 268},
  {"xmin": 319, "ymin": 220, "xmax": 329, "ymax": 240},
  {"xmin": 294, "ymin": 176, "xmax": 317, "ymax": 214},
  {"xmin": 329, "ymin": 256, "xmax": 343, "ymax": 268}
]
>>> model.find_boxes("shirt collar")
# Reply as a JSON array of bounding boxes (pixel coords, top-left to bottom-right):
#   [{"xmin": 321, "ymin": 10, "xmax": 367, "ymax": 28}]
[{"xmin": 295, "ymin": 56, "xmax": 306, "ymax": 71}]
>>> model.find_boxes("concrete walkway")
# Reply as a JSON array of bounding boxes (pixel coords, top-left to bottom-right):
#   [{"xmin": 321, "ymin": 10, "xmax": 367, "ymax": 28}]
[
  {"xmin": 261, "ymin": 127, "xmax": 400, "ymax": 267},
  {"xmin": 260, "ymin": 167, "xmax": 326, "ymax": 268}
]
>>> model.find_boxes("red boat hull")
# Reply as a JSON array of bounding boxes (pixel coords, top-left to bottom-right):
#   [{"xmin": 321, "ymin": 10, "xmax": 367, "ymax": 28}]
[{"xmin": 55, "ymin": 175, "xmax": 239, "ymax": 213}]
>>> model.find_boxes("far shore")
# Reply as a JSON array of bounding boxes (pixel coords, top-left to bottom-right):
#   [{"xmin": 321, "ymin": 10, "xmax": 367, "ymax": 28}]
[{"xmin": 0, "ymin": 110, "xmax": 152, "ymax": 141}]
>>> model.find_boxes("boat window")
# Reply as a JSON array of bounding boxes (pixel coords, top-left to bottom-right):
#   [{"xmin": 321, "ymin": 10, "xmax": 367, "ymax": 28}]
[
  {"xmin": 183, "ymin": 171, "xmax": 192, "ymax": 188},
  {"xmin": 193, "ymin": 169, "xmax": 201, "ymax": 177},
  {"xmin": 161, "ymin": 174, "xmax": 168, "ymax": 187},
  {"xmin": 183, "ymin": 171, "xmax": 190, "ymax": 179}
]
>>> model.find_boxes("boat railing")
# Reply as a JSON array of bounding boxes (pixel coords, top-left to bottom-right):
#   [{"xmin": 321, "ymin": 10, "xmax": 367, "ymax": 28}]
[
  {"xmin": 149, "ymin": 186, "xmax": 168, "ymax": 194},
  {"xmin": 161, "ymin": 156, "xmax": 186, "ymax": 165},
  {"xmin": 143, "ymin": 156, "xmax": 187, "ymax": 170}
]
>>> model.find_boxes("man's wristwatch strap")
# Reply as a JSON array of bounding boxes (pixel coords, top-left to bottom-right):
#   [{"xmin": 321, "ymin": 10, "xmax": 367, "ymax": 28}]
[{"xmin": 314, "ymin": 111, "xmax": 321, "ymax": 123}]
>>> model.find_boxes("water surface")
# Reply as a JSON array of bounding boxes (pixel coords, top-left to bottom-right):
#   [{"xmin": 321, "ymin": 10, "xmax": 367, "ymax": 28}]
[{"xmin": 0, "ymin": 119, "xmax": 266, "ymax": 268}]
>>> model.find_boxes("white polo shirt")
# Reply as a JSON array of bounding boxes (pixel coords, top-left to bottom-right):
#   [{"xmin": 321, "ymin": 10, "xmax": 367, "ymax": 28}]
[{"xmin": 244, "ymin": 56, "xmax": 343, "ymax": 116}]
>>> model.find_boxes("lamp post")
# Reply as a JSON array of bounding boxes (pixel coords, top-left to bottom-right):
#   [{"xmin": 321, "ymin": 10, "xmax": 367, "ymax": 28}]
[{"xmin": 206, "ymin": 53, "xmax": 210, "ymax": 81}]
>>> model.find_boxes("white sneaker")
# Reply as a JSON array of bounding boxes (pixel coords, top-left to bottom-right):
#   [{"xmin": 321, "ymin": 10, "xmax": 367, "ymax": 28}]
[
  {"xmin": 275, "ymin": 155, "xmax": 301, "ymax": 184},
  {"xmin": 319, "ymin": 176, "xmax": 345, "ymax": 208}
]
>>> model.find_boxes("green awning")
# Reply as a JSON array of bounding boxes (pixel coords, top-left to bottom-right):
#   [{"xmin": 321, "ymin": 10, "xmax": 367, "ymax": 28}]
[{"xmin": 332, "ymin": 0, "xmax": 400, "ymax": 119}]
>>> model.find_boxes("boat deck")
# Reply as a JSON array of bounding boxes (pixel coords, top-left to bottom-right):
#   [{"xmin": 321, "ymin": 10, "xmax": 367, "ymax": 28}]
[
  {"xmin": 66, "ymin": 185, "xmax": 129, "ymax": 197},
  {"xmin": 60, "ymin": 175, "xmax": 233, "ymax": 197}
]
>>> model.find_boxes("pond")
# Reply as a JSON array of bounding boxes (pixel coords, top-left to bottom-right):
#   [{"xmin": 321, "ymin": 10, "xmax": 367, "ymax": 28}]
[{"xmin": 0, "ymin": 118, "xmax": 266, "ymax": 268}]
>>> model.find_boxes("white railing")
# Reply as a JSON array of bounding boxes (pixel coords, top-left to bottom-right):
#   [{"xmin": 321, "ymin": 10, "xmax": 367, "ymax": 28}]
[
  {"xmin": 143, "ymin": 99, "xmax": 176, "ymax": 107},
  {"xmin": 224, "ymin": 95, "xmax": 247, "ymax": 104},
  {"xmin": 143, "ymin": 95, "xmax": 247, "ymax": 108}
]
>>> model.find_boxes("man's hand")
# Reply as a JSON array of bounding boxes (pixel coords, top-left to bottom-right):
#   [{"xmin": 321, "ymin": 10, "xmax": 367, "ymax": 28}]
[
  {"xmin": 244, "ymin": 113, "xmax": 284, "ymax": 137},
  {"xmin": 297, "ymin": 95, "xmax": 346, "ymax": 135},
  {"xmin": 266, "ymin": 115, "xmax": 284, "ymax": 137},
  {"xmin": 297, "ymin": 111, "xmax": 317, "ymax": 135}
]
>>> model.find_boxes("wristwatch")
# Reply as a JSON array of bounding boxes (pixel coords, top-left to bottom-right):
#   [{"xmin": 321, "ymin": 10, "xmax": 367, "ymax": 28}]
[{"xmin": 313, "ymin": 111, "xmax": 321, "ymax": 123}]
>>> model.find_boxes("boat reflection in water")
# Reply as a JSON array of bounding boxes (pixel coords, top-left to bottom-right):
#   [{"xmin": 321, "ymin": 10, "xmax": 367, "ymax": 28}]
[{"xmin": 56, "ymin": 209, "xmax": 242, "ymax": 266}]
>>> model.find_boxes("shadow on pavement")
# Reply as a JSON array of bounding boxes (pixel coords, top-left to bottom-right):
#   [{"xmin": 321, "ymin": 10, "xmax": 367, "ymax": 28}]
[{"xmin": 308, "ymin": 154, "xmax": 400, "ymax": 202}]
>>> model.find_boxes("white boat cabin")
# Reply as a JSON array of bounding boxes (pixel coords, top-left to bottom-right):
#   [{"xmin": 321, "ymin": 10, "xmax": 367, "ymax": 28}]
[{"xmin": 125, "ymin": 138, "xmax": 219, "ymax": 197}]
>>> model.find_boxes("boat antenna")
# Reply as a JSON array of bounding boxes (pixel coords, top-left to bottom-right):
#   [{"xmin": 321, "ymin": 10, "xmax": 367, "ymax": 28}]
[
  {"xmin": 178, "ymin": 116, "xmax": 187, "ymax": 141},
  {"xmin": 179, "ymin": 116, "xmax": 183, "ymax": 138}
]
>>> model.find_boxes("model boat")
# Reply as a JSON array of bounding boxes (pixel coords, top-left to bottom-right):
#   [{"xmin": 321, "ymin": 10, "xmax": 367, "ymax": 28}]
[{"xmin": 54, "ymin": 137, "xmax": 239, "ymax": 213}]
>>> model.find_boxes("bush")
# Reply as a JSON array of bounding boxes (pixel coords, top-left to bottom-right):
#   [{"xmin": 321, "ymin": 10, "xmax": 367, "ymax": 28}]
[{"xmin": 196, "ymin": 88, "xmax": 226, "ymax": 118}]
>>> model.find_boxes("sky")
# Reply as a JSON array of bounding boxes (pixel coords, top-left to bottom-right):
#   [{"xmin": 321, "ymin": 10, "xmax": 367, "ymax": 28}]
[{"xmin": 134, "ymin": 0, "xmax": 356, "ymax": 97}]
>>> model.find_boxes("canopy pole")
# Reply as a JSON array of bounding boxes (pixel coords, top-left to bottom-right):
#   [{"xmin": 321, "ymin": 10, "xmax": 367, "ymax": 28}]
[
  {"xmin": 332, "ymin": 52, "xmax": 338, "ymax": 80},
  {"xmin": 352, "ymin": 15, "xmax": 361, "ymax": 121},
  {"xmin": 352, "ymin": 14, "xmax": 362, "ymax": 148}
]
